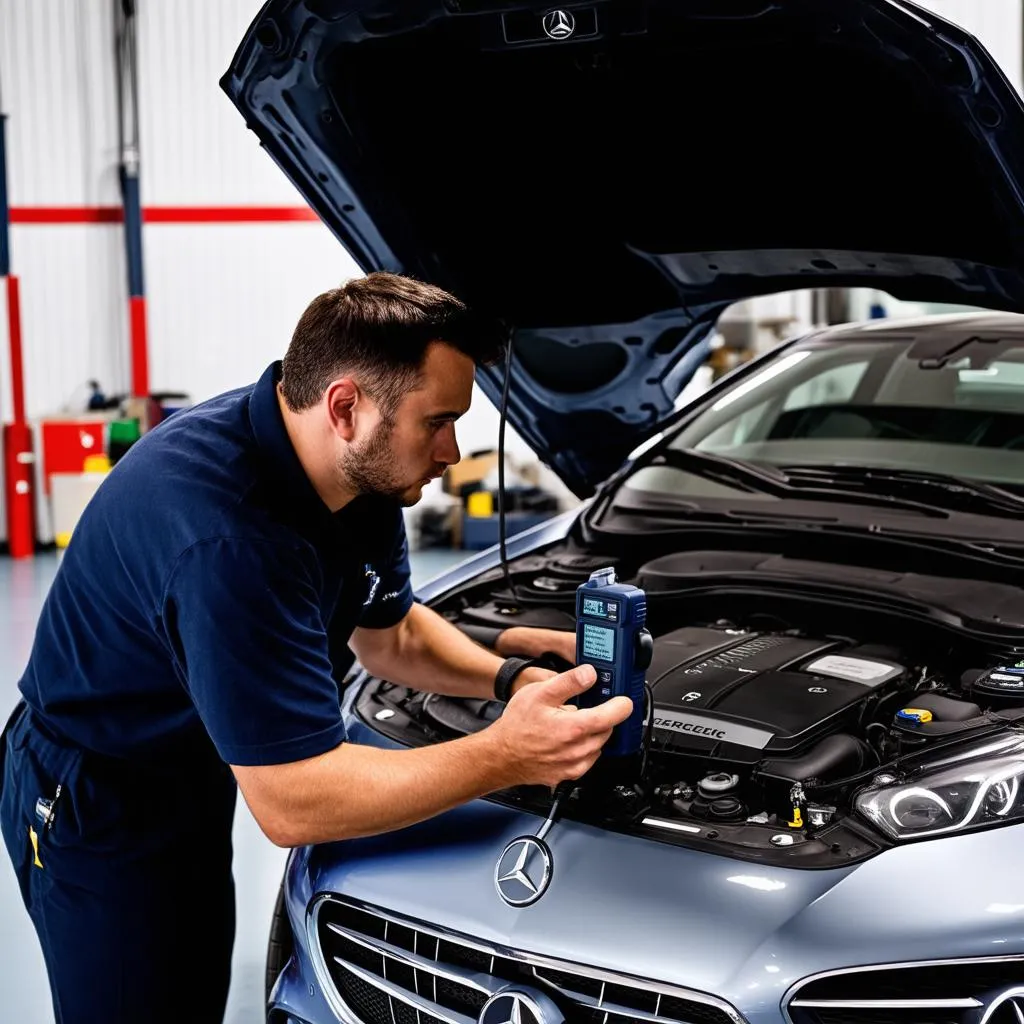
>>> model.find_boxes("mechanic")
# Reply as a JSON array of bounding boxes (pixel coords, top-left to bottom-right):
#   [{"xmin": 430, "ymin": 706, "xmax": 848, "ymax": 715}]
[{"xmin": 0, "ymin": 272, "xmax": 632, "ymax": 1024}]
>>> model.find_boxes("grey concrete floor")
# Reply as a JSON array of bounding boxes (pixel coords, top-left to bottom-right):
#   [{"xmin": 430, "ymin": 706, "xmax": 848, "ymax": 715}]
[{"xmin": 0, "ymin": 547, "xmax": 467, "ymax": 1024}]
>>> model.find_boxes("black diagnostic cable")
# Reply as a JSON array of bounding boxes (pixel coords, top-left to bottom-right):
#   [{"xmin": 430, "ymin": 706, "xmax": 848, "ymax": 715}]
[{"xmin": 497, "ymin": 332, "xmax": 518, "ymax": 603}]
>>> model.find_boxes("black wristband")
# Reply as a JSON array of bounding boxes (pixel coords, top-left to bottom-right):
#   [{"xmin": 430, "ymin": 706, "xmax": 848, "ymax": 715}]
[{"xmin": 494, "ymin": 657, "xmax": 536, "ymax": 703}]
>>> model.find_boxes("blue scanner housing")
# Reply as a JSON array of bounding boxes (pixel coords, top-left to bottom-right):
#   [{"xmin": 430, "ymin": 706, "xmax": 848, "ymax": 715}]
[{"xmin": 575, "ymin": 567, "xmax": 653, "ymax": 758}]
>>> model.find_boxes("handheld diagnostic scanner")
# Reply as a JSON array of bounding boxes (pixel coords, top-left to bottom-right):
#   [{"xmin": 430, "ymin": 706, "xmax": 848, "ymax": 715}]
[{"xmin": 575, "ymin": 567, "xmax": 653, "ymax": 758}]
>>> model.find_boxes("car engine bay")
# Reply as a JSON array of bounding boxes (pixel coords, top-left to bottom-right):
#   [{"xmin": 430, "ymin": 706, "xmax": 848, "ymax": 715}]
[{"xmin": 355, "ymin": 543, "xmax": 1024, "ymax": 865}]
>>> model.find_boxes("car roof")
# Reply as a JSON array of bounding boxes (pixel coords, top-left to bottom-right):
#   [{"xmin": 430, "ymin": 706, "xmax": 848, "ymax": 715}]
[{"xmin": 816, "ymin": 311, "xmax": 1024, "ymax": 344}]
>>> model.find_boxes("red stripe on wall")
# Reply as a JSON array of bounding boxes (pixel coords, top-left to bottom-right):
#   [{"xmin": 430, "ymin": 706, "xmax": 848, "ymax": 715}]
[
  {"xmin": 145, "ymin": 206, "xmax": 319, "ymax": 223},
  {"xmin": 11, "ymin": 206, "xmax": 123, "ymax": 223},
  {"xmin": 9, "ymin": 205, "xmax": 320, "ymax": 224}
]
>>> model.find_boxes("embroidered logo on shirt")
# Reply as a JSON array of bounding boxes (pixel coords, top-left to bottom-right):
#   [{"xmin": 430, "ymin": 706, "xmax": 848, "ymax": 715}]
[{"xmin": 363, "ymin": 564, "xmax": 381, "ymax": 606}]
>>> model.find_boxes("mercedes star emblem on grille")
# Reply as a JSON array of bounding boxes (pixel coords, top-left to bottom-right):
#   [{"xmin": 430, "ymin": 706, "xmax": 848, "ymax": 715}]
[
  {"xmin": 542, "ymin": 9, "xmax": 576, "ymax": 40},
  {"xmin": 479, "ymin": 988, "xmax": 565, "ymax": 1024},
  {"xmin": 980, "ymin": 987, "xmax": 1024, "ymax": 1024},
  {"xmin": 494, "ymin": 836, "xmax": 552, "ymax": 906}
]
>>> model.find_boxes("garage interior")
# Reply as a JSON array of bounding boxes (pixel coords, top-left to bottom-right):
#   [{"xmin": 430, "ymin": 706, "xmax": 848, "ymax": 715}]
[{"xmin": 1, "ymin": 1, "xmax": 1023, "ymax": 1023}]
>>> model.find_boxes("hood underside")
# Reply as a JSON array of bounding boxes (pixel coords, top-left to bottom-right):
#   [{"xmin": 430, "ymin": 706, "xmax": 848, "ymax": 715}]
[{"xmin": 222, "ymin": 0, "xmax": 1024, "ymax": 493}]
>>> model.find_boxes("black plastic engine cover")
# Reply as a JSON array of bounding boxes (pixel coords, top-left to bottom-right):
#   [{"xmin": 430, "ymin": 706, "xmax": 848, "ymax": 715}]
[{"xmin": 649, "ymin": 627, "xmax": 906, "ymax": 760}]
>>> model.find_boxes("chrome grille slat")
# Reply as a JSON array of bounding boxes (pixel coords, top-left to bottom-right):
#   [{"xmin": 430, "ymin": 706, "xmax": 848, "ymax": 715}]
[
  {"xmin": 327, "ymin": 922, "xmax": 502, "ymax": 996},
  {"xmin": 312, "ymin": 896, "xmax": 746, "ymax": 1024},
  {"xmin": 384, "ymin": 921, "xmax": 398, "ymax": 1024},
  {"xmin": 603, "ymin": 1003, "xmax": 688, "ymax": 1024},
  {"xmin": 336, "ymin": 958, "xmax": 478, "ymax": 1024},
  {"xmin": 785, "ymin": 957, "xmax": 1024, "ymax": 1024},
  {"xmin": 551, "ymin": 985, "xmax": 702, "ymax": 1024},
  {"xmin": 791, "ymin": 1001, "xmax": 982, "ymax": 1010}
]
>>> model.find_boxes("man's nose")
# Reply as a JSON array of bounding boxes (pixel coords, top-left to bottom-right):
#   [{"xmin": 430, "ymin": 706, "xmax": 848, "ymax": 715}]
[{"xmin": 437, "ymin": 423, "xmax": 461, "ymax": 466}]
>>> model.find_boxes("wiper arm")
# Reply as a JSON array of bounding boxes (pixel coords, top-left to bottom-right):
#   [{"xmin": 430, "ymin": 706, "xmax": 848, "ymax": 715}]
[
  {"xmin": 649, "ymin": 448, "xmax": 792, "ymax": 493},
  {"xmin": 643, "ymin": 449, "xmax": 948, "ymax": 517},
  {"xmin": 780, "ymin": 465, "xmax": 1024, "ymax": 518}
]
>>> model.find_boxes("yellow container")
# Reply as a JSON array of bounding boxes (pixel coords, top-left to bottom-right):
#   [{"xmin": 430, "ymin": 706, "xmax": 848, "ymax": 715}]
[{"xmin": 466, "ymin": 490, "xmax": 494, "ymax": 517}]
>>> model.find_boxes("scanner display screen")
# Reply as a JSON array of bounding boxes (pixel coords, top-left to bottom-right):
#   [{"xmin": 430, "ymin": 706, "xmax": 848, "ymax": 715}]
[
  {"xmin": 581, "ymin": 596, "xmax": 619, "ymax": 620},
  {"xmin": 582, "ymin": 623, "xmax": 615, "ymax": 662}
]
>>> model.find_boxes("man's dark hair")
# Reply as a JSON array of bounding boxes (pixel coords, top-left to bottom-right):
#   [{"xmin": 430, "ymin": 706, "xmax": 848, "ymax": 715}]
[{"xmin": 280, "ymin": 272, "xmax": 505, "ymax": 417}]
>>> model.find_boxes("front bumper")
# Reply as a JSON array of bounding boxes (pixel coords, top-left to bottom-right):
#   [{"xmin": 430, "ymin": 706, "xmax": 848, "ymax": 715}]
[{"xmin": 267, "ymin": 784, "xmax": 1024, "ymax": 1024}]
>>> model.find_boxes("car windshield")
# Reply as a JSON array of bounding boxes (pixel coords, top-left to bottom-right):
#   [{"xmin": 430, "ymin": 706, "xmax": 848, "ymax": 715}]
[{"xmin": 623, "ymin": 335, "xmax": 1024, "ymax": 501}]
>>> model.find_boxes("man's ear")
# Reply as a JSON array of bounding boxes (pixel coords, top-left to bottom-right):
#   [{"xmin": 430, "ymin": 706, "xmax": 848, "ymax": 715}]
[{"xmin": 325, "ymin": 378, "xmax": 360, "ymax": 440}]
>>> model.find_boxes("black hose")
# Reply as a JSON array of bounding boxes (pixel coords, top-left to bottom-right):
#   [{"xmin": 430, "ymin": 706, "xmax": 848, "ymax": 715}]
[{"xmin": 759, "ymin": 734, "xmax": 870, "ymax": 784}]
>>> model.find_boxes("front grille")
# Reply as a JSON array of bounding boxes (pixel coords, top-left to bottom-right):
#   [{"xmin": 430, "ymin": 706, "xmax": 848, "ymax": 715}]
[
  {"xmin": 313, "ymin": 897, "xmax": 743, "ymax": 1024},
  {"xmin": 786, "ymin": 957, "xmax": 1024, "ymax": 1024}
]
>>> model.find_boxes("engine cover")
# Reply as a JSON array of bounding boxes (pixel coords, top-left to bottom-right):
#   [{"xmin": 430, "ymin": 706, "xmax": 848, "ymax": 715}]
[{"xmin": 649, "ymin": 627, "xmax": 906, "ymax": 760}]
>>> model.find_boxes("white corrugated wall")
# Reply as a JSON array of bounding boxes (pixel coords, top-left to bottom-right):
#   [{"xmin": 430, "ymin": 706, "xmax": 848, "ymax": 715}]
[
  {"xmin": 0, "ymin": 0, "xmax": 1022, "ymax": 541},
  {"xmin": 0, "ymin": 0, "xmax": 362, "ymax": 541},
  {"xmin": 136, "ymin": 0, "xmax": 361, "ymax": 403},
  {"xmin": 0, "ymin": 0, "xmax": 127, "ymax": 423}
]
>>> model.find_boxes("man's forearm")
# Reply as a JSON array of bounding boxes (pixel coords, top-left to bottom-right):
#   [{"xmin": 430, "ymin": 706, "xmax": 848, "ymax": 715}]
[
  {"xmin": 354, "ymin": 603, "xmax": 519, "ymax": 700},
  {"xmin": 235, "ymin": 661, "xmax": 631, "ymax": 848},
  {"xmin": 235, "ymin": 730, "xmax": 511, "ymax": 846}
]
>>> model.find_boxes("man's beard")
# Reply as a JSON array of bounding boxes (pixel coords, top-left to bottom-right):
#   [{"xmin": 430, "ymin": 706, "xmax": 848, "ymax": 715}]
[{"xmin": 340, "ymin": 420, "xmax": 422, "ymax": 506}]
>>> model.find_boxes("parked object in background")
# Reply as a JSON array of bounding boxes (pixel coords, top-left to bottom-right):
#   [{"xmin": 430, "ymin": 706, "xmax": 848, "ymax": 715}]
[
  {"xmin": 466, "ymin": 490, "xmax": 493, "ymax": 518},
  {"xmin": 50, "ymin": 469, "xmax": 109, "ymax": 553},
  {"xmin": 39, "ymin": 388, "xmax": 190, "ymax": 503},
  {"xmin": 38, "ymin": 416, "xmax": 108, "ymax": 495},
  {"xmin": 107, "ymin": 418, "xmax": 141, "ymax": 465},
  {"xmin": 404, "ymin": 479, "xmax": 461, "ymax": 551},
  {"xmin": 461, "ymin": 459, "xmax": 559, "ymax": 550},
  {"xmin": 442, "ymin": 449, "xmax": 499, "ymax": 503},
  {"xmin": 150, "ymin": 391, "xmax": 193, "ymax": 424},
  {"xmin": 461, "ymin": 509, "xmax": 554, "ymax": 550},
  {"xmin": 439, "ymin": 448, "xmax": 560, "ymax": 549}
]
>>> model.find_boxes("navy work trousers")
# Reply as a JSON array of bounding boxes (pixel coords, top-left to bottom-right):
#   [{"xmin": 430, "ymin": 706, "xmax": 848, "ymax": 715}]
[{"xmin": 0, "ymin": 702, "xmax": 238, "ymax": 1024}]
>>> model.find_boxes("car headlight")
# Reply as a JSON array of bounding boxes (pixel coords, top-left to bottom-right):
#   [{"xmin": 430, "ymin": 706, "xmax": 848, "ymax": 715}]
[{"xmin": 855, "ymin": 734, "xmax": 1024, "ymax": 840}]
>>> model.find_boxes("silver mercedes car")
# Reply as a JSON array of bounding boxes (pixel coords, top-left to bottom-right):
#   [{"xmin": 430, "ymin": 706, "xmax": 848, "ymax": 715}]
[{"xmin": 220, "ymin": 1, "xmax": 1024, "ymax": 1023}]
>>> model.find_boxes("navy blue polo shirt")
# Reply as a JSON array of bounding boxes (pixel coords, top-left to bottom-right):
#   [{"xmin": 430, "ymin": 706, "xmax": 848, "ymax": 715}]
[{"xmin": 18, "ymin": 362, "xmax": 414, "ymax": 767}]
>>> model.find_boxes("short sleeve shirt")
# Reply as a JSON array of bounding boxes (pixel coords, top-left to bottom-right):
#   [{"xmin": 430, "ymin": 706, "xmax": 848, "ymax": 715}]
[{"xmin": 17, "ymin": 361, "xmax": 414, "ymax": 767}]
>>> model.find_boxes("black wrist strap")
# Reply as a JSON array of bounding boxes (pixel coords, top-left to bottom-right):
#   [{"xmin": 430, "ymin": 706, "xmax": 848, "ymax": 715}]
[{"xmin": 494, "ymin": 657, "xmax": 536, "ymax": 703}]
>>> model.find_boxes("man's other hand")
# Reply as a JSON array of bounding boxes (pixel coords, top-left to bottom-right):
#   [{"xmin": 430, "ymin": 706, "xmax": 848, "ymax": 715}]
[{"xmin": 495, "ymin": 626, "xmax": 576, "ymax": 665}]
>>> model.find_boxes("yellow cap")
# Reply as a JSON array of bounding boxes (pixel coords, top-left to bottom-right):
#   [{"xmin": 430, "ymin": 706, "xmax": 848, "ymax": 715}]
[
  {"xmin": 897, "ymin": 707, "xmax": 934, "ymax": 724},
  {"xmin": 467, "ymin": 490, "xmax": 494, "ymax": 517},
  {"xmin": 83, "ymin": 454, "xmax": 111, "ymax": 473},
  {"xmin": 55, "ymin": 531, "xmax": 72, "ymax": 549}
]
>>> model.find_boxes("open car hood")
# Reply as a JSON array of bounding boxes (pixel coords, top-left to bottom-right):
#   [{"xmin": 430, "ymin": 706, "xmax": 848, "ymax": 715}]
[{"xmin": 222, "ymin": 0, "xmax": 1024, "ymax": 495}]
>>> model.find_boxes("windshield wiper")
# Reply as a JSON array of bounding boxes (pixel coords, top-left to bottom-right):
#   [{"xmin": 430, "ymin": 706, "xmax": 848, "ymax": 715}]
[
  {"xmin": 778, "ymin": 465, "xmax": 1024, "ymax": 518},
  {"xmin": 642, "ymin": 450, "xmax": 949, "ymax": 517},
  {"xmin": 648, "ymin": 448, "xmax": 791, "ymax": 492}
]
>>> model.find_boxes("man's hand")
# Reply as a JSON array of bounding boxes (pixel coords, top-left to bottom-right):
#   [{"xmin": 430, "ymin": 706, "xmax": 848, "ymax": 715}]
[
  {"xmin": 486, "ymin": 664, "xmax": 633, "ymax": 789},
  {"xmin": 495, "ymin": 626, "xmax": 576, "ymax": 665}
]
